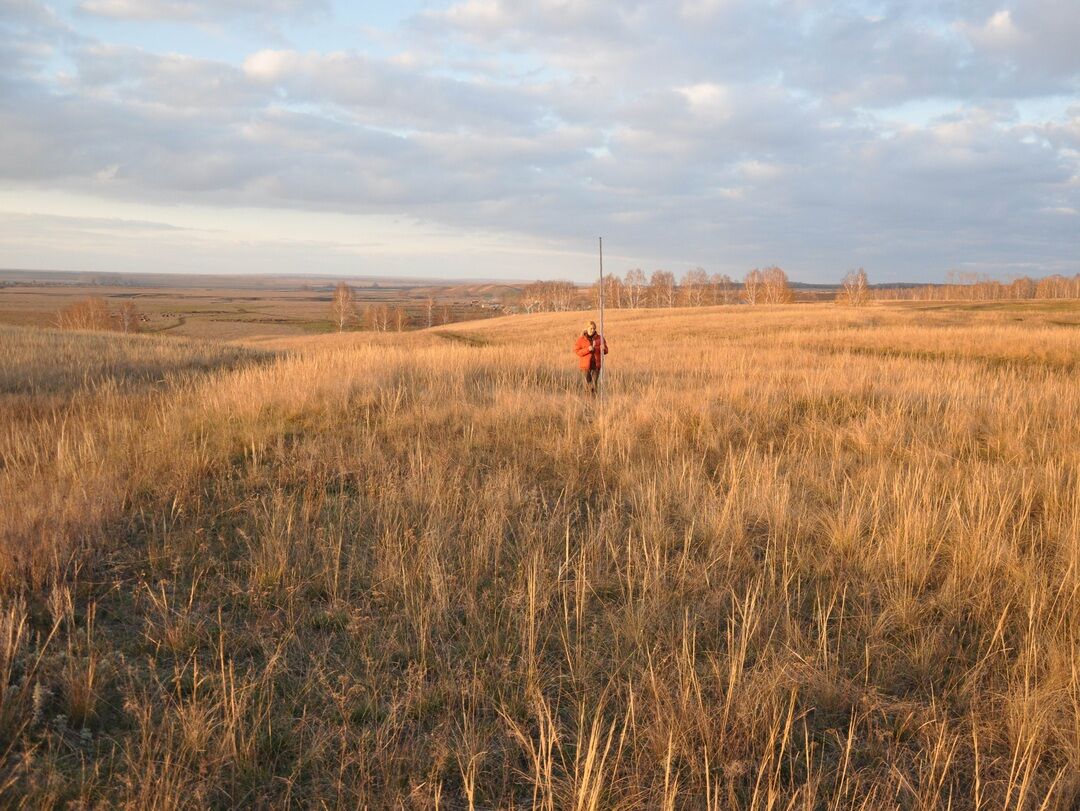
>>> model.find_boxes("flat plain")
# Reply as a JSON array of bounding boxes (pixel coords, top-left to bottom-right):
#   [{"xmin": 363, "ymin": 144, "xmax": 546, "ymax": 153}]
[
  {"xmin": 1, "ymin": 298, "xmax": 1079, "ymax": 807},
  {"xmin": 0, "ymin": 272, "xmax": 518, "ymax": 339}
]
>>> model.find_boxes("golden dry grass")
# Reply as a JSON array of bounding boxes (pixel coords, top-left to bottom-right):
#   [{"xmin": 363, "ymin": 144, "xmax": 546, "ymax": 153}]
[
  {"xmin": 0, "ymin": 278, "xmax": 516, "ymax": 339},
  {"xmin": 1, "ymin": 302, "xmax": 1079, "ymax": 807}
]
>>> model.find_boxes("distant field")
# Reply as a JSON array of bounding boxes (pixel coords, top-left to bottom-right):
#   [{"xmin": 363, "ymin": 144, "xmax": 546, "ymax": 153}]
[
  {"xmin": 903, "ymin": 299, "xmax": 1080, "ymax": 318},
  {"xmin": 0, "ymin": 273, "xmax": 519, "ymax": 340},
  {"xmin": 1, "ymin": 301, "xmax": 1079, "ymax": 807}
]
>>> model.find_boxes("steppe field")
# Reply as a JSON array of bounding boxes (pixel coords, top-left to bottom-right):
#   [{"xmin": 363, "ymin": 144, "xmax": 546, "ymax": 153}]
[
  {"xmin": 1, "ymin": 300, "xmax": 1079, "ymax": 808},
  {"xmin": 0, "ymin": 272, "xmax": 515, "ymax": 339}
]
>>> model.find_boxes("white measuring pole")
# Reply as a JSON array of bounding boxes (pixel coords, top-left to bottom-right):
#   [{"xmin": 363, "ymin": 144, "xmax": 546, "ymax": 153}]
[{"xmin": 598, "ymin": 236, "xmax": 605, "ymax": 412}]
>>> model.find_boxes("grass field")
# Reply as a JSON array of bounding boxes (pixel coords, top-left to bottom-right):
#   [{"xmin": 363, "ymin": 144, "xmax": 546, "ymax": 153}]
[
  {"xmin": 1, "ymin": 301, "xmax": 1079, "ymax": 807},
  {"xmin": 0, "ymin": 273, "xmax": 518, "ymax": 339}
]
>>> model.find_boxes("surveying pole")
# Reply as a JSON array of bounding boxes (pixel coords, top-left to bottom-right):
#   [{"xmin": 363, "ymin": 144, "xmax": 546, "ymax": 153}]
[{"xmin": 598, "ymin": 236, "xmax": 605, "ymax": 412}]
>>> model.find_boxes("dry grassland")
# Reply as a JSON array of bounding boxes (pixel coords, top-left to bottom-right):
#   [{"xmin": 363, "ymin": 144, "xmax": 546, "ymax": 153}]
[
  {"xmin": 1, "ymin": 302, "xmax": 1079, "ymax": 808},
  {"xmin": 0, "ymin": 283, "xmax": 334, "ymax": 338},
  {"xmin": 0, "ymin": 277, "xmax": 516, "ymax": 340}
]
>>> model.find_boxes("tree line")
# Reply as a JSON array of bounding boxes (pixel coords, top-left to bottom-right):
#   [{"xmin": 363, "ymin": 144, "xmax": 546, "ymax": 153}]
[
  {"xmin": 871, "ymin": 272, "xmax": 1080, "ymax": 302},
  {"xmin": 50, "ymin": 269, "xmax": 1079, "ymax": 338},
  {"xmin": 518, "ymin": 267, "xmax": 1080, "ymax": 311},
  {"xmin": 519, "ymin": 267, "xmax": 796, "ymax": 312},
  {"xmin": 330, "ymin": 283, "xmax": 483, "ymax": 332}
]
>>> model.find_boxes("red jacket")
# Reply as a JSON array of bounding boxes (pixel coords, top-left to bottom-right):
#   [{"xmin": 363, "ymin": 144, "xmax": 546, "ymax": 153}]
[{"xmin": 574, "ymin": 332, "xmax": 608, "ymax": 371}]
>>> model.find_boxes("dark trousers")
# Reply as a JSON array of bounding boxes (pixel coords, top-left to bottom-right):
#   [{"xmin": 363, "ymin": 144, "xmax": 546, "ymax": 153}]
[{"xmin": 583, "ymin": 366, "xmax": 601, "ymax": 393}]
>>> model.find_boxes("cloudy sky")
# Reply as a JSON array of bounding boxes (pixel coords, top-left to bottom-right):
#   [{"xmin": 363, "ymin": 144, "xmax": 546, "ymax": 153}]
[{"xmin": 1, "ymin": 0, "xmax": 1077, "ymax": 282}]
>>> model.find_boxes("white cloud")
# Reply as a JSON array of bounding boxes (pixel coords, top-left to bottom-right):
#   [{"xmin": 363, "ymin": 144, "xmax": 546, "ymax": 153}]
[
  {"xmin": 677, "ymin": 82, "xmax": 729, "ymax": 113},
  {"xmin": 736, "ymin": 160, "xmax": 784, "ymax": 181},
  {"xmin": 0, "ymin": 0, "xmax": 1077, "ymax": 280},
  {"xmin": 964, "ymin": 9, "xmax": 1024, "ymax": 50},
  {"xmin": 75, "ymin": 0, "xmax": 327, "ymax": 22},
  {"xmin": 957, "ymin": 1, "xmax": 1080, "ymax": 88},
  {"xmin": 242, "ymin": 49, "xmax": 299, "ymax": 81},
  {"xmin": 440, "ymin": 0, "xmax": 507, "ymax": 31}
]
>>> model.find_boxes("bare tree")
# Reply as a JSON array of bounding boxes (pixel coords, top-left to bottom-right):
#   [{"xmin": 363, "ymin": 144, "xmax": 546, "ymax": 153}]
[
  {"xmin": 519, "ymin": 283, "xmax": 543, "ymax": 313},
  {"xmin": 649, "ymin": 270, "xmax": 676, "ymax": 307},
  {"xmin": 550, "ymin": 281, "xmax": 578, "ymax": 311},
  {"xmin": 364, "ymin": 303, "xmax": 390, "ymax": 332},
  {"xmin": 624, "ymin": 269, "xmax": 647, "ymax": 309},
  {"xmin": 116, "ymin": 301, "xmax": 142, "ymax": 333},
  {"xmin": 55, "ymin": 297, "xmax": 115, "ymax": 331},
  {"xmin": 518, "ymin": 280, "xmax": 581, "ymax": 312},
  {"xmin": 681, "ymin": 267, "xmax": 708, "ymax": 307},
  {"xmin": 743, "ymin": 269, "xmax": 764, "ymax": 305},
  {"xmin": 331, "ymin": 282, "xmax": 356, "ymax": 331},
  {"xmin": 1036, "ymin": 274, "xmax": 1077, "ymax": 299},
  {"xmin": 1009, "ymin": 277, "xmax": 1036, "ymax": 299},
  {"xmin": 710, "ymin": 272, "xmax": 737, "ymax": 304},
  {"xmin": 394, "ymin": 306, "xmax": 409, "ymax": 332},
  {"xmin": 602, "ymin": 273, "xmax": 624, "ymax": 309},
  {"xmin": 762, "ymin": 266, "xmax": 794, "ymax": 303},
  {"xmin": 837, "ymin": 268, "xmax": 869, "ymax": 306},
  {"xmin": 425, "ymin": 297, "xmax": 436, "ymax": 328}
]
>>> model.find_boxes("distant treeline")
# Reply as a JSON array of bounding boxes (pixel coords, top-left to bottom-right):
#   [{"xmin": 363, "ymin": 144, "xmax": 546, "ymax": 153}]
[
  {"xmin": 518, "ymin": 268, "xmax": 1080, "ymax": 311},
  {"xmin": 49, "ymin": 270, "xmax": 1080, "ymax": 338},
  {"xmin": 329, "ymin": 283, "xmax": 506, "ymax": 332},
  {"xmin": 873, "ymin": 273, "xmax": 1080, "ymax": 302},
  {"xmin": 519, "ymin": 267, "xmax": 795, "ymax": 312}
]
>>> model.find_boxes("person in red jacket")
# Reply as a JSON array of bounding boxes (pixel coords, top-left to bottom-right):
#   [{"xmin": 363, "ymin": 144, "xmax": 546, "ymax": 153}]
[{"xmin": 574, "ymin": 320, "xmax": 608, "ymax": 395}]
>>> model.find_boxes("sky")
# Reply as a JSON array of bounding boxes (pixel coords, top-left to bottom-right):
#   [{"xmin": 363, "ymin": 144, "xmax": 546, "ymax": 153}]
[{"xmin": 0, "ymin": 0, "xmax": 1077, "ymax": 283}]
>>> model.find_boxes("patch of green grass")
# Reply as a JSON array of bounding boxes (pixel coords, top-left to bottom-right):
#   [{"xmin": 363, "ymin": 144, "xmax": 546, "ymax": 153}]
[
  {"xmin": 295, "ymin": 320, "xmax": 337, "ymax": 334},
  {"xmin": 434, "ymin": 330, "xmax": 490, "ymax": 346},
  {"xmin": 912, "ymin": 300, "xmax": 1079, "ymax": 314}
]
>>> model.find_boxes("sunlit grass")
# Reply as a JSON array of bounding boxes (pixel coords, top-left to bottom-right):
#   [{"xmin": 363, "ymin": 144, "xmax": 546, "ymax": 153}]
[{"xmin": 1, "ymin": 303, "xmax": 1078, "ymax": 806}]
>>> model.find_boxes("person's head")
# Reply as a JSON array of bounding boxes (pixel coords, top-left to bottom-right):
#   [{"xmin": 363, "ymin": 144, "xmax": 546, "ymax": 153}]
[{"xmin": 586, "ymin": 321, "xmax": 596, "ymax": 336}]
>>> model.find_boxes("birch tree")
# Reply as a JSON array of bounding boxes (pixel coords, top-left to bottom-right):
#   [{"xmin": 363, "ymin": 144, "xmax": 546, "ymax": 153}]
[
  {"xmin": 331, "ymin": 282, "xmax": 356, "ymax": 331},
  {"xmin": 625, "ymin": 269, "xmax": 647, "ymax": 309},
  {"xmin": 649, "ymin": 270, "xmax": 676, "ymax": 307},
  {"xmin": 837, "ymin": 268, "xmax": 869, "ymax": 306},
  {"xmin": 681, "ymin": 268, "xmax": 708, "ymax": 306},
  {"xmin": 762, "ymin": 266, "xmax": 794, "ymax": 303},
  {"xmin": 744, "ymin": 269, "xmax": 764, "ymax": 304}
]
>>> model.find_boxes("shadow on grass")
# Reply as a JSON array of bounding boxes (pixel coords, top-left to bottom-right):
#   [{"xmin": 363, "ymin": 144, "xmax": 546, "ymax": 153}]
[{"xmin": 0, "ymin": 325, "xmax": 277, "ymax": 397}]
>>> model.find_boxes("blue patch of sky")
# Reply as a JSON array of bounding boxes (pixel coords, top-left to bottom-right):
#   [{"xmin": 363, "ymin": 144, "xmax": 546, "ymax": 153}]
[
  {"xmin": 53, "ymin": 0, "xmax": 448, "ymax": 65},
  {"xmin": 429, "ymin": 51, "xmax": 558, "ymax": 87},
  {"xmin": 873, "ymin": 95, "xmax": 1076, "ymax": 130},
  {"xmin": 42, "ymin": 0, "xmax": 570, "ymax": 96},
  {"xmin": 873, "ymin": 97, "xmax": 964, "ymax": 128},
  {"xmin": 1015, "ymin": 96, "xmax": 1077, "ymax": 124}
]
